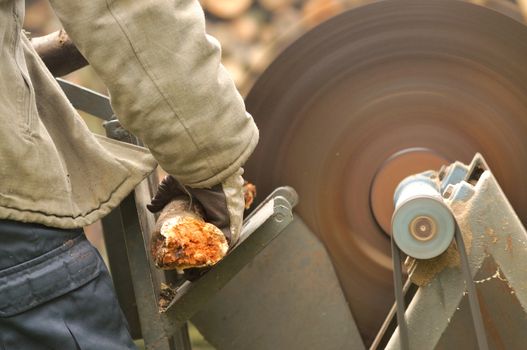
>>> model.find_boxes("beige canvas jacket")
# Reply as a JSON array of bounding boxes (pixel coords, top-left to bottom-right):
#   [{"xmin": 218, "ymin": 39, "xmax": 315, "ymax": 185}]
[{"xmin": 0, "ymin": 0, "xmax": 259, "ymax": 229}]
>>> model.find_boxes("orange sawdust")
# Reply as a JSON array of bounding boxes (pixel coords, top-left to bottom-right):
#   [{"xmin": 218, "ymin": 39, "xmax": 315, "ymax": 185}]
[
  {"xmin": 243, "ymin": 182, "xmax": 257, "ymax": 209},
  {"xmin": 152, "ymin": 217, "xmax": 227, "ymax": 270}
]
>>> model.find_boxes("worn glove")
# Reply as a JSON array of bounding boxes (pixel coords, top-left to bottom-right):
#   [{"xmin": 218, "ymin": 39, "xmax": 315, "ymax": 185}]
[{"xmin": 147, "ymin": 168, "xmax": 245, "ymax": 247}]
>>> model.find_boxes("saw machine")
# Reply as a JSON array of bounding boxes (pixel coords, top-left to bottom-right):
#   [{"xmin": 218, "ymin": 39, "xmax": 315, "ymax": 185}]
[
  {"xmin": 244, "ymin": 0, "xmax": 527, "ymax": 347},
  {"xmin": 53, "ymin": 0, "xmax": 527, "ymax": 348}
]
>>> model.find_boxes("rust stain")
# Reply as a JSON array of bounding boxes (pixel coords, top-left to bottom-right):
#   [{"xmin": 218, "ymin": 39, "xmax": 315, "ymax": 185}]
[
  {"xmin": 506, "ymin": 235, "xmax": 513, "ymax": 253},
  {"xmin": 486, "ymin": 228, "xmax": 498, "ymax": 244},
  {"xmin": 477, "ymin": 288, "xmax": 507, "ymax": 350}
]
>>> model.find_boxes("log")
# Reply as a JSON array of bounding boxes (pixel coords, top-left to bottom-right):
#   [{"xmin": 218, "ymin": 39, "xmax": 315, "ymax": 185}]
[
  {"xmin": 231, "ymin": 13, "xmax": 262, "ymax": 43},
  {"xmin": 518, "ymin": 0, "xmax": 527, "ymax": 21},
  {"xmin": 150, "ymin": 182, "xmax": 258, "ymax": 271},
  {"xmin": 271, "ymin": 7, "xmax": 303, "ymax": 42},
  {"xmin": 302, "ymin": 0, "xmax": 344, "ymax": 27},
  {"xmin": 222, "ymin": 57, "xmax": 247, "ymax": 88},
  {"xmin": 201, "ymin": 0, "xmax": 253, "ymax": 20},
  {"xmin": 31, "ymin": 29, "xmax": 88, "ymax": 77},
  {"xmin": 247, "ymin": 42, "xmax": 272, "ymax": 73},
  {"xmin": 150, "ymin": 197, "xmax": 228, "ymax": 271},
  {"xmin": 258, "ymin": 0, "xmax": 295, "ymax": 12}
]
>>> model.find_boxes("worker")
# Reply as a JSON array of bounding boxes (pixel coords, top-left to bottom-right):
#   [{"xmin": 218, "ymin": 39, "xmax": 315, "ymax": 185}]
[{"xmin": 0, "ymin": 0, "xmax": 258, "ymax": 348}]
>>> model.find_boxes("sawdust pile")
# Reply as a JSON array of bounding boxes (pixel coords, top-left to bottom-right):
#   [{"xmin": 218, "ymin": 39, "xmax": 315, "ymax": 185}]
[
  {"xmin": 408, "ymin": 244, "xmax": 461, "ymax": 286},
  {"xmin": 408, "ymin": 200, "xmax": 474, "ymax": 286},
  {"xmin": 158, "ymin": 283, "xmax": 177, "ymax": 312},
  {"xmin": 451, "ymin": 201, "xmax": 473, "ymax": 256}
]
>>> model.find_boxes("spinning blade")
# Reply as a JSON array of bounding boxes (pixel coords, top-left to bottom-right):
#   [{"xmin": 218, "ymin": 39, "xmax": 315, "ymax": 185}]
[{"xmin": 245, "ymin": 0, "xmax": 527, "ymax": 344}]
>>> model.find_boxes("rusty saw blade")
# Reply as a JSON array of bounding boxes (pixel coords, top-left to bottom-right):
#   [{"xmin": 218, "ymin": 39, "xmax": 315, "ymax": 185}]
[{"xmin": 244, "ymin": 0, "xmax": 527, "ymax": 345}]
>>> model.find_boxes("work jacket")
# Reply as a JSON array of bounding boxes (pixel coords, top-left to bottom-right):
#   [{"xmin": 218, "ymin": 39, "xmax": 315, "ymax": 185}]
[{"xmin": 0, "ymin": 0, "xmax": 259, "ymax": 229}]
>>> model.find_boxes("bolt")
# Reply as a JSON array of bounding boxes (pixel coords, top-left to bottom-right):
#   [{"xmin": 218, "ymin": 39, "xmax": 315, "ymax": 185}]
[
  {"xmin": 275, "ymin": 212, "xmax": 285, "ymax": 222},
  {"xmin": 443, "ymin": 186, "xmax": 453, "ymax": 199},
  {"xmin": 409, "ymin": 216, "xmax": 437, "ymax": 241}
]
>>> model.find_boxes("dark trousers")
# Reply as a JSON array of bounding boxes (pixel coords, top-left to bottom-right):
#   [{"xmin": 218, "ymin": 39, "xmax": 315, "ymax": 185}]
[{"xmin": 0, "ymin": 220, "xmax": 137, "ymax": 350}]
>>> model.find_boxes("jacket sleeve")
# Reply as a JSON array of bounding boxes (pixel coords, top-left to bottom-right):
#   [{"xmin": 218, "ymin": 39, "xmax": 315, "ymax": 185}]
[{"xmin": 47, "ymin": 0, "xmax": 259, "ymax": 188}]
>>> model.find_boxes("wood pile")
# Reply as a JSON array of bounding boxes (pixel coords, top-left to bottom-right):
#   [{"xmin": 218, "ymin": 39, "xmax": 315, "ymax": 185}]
[
  {"xmin": 200, "ymin": 0, "xmax": 527, "ymax": 93},
  {"xmin": 24, "ymin": 0, "xmax": 527, "ymax": 95},
  {"xmin": 199, "ymin": 0, "xmax": 362, "ymax": 94}
]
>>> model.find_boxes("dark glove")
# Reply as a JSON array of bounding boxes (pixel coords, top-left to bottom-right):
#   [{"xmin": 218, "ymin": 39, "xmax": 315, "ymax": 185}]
[{"xmin": 147, "ymin": 168, "xmax": 245, "ymax": 246}]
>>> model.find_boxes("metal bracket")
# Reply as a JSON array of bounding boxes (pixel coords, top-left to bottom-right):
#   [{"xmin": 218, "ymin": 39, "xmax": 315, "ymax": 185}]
[
  {"xmin": 102, "ymin": 118, "xmax": 138, "ymax": 144},
  {"xmin": 160, "ymin": 187, "xmax": 298, "ymax": 335},
  {"xmin": 56, "ymin": 78, "xmax": 113, "ymax": 121}
]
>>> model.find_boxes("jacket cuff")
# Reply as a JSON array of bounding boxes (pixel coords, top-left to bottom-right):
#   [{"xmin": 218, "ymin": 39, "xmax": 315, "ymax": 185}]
[{"xmin": 183, "ymin": 125, "xmax": 259, "ymax": 188}]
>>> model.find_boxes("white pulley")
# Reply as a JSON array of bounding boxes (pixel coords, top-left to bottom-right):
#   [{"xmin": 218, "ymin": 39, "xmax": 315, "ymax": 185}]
[{"xmin": 392, "ymin": 173, "xmax": 455, "ymax": 259}]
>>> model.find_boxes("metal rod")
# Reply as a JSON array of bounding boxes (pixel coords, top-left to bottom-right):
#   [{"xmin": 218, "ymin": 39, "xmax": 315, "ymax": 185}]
[
  {"xmin": 57, "ymin": 79, "xmax": 114, "ymax": 121},
  {"xmin": 31, "ymin": 29, "xmax": 88, "ymax": 77},
  {"xmin": 369, "ymin": 280, "xmax": 417, "ymax": 350},
  {"xmin": 391, "ymin": 237, "xmax": 410, "ymax": 350},
  {"xmin": 454, "ymin": 223, "xmax": 489, "ymax": 350}
]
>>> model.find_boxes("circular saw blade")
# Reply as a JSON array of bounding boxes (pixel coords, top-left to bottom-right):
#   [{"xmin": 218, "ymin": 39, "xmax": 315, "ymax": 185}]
[{"xmin": 244, "ymin": 0, "xmax": 527, "ymax": 344}]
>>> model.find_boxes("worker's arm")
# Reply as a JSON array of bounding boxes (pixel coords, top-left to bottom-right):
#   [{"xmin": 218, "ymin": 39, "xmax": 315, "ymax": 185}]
[
  {"xmin": 48, "ymin": 0, "xmax": 257, "ymax": 245},
  {"xmin": 47, "ymin": 0, "xmax": 259, "ymax": 188}
]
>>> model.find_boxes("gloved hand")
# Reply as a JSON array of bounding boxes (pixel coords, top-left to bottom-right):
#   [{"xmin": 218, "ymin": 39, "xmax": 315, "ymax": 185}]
[{"xmin": 147, "ymin": 168, "xmax": 245, "ymax": 247}]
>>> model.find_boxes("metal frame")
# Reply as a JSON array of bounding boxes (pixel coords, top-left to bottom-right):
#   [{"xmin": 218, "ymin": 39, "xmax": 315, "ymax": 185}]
[
  {"xmin": 384, "ymin": 154, "xmax": 527, "ymax": 349},
  {"xmin": 59, "ymin": 79, "xmax": 298, "ymax": 349},
  {"xmin": 161, "ymin": 188, "xmax": 297, "ymax": 328}
]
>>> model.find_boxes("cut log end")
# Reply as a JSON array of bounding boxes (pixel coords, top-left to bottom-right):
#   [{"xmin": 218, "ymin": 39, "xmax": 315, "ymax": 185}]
[
  {"xmin": 150, "ymin": 182, "xmax": 257, "ymax": 271},
  {"xmin": 152, "ymin": 216, "xmax": 228, "ymax": 270}
]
